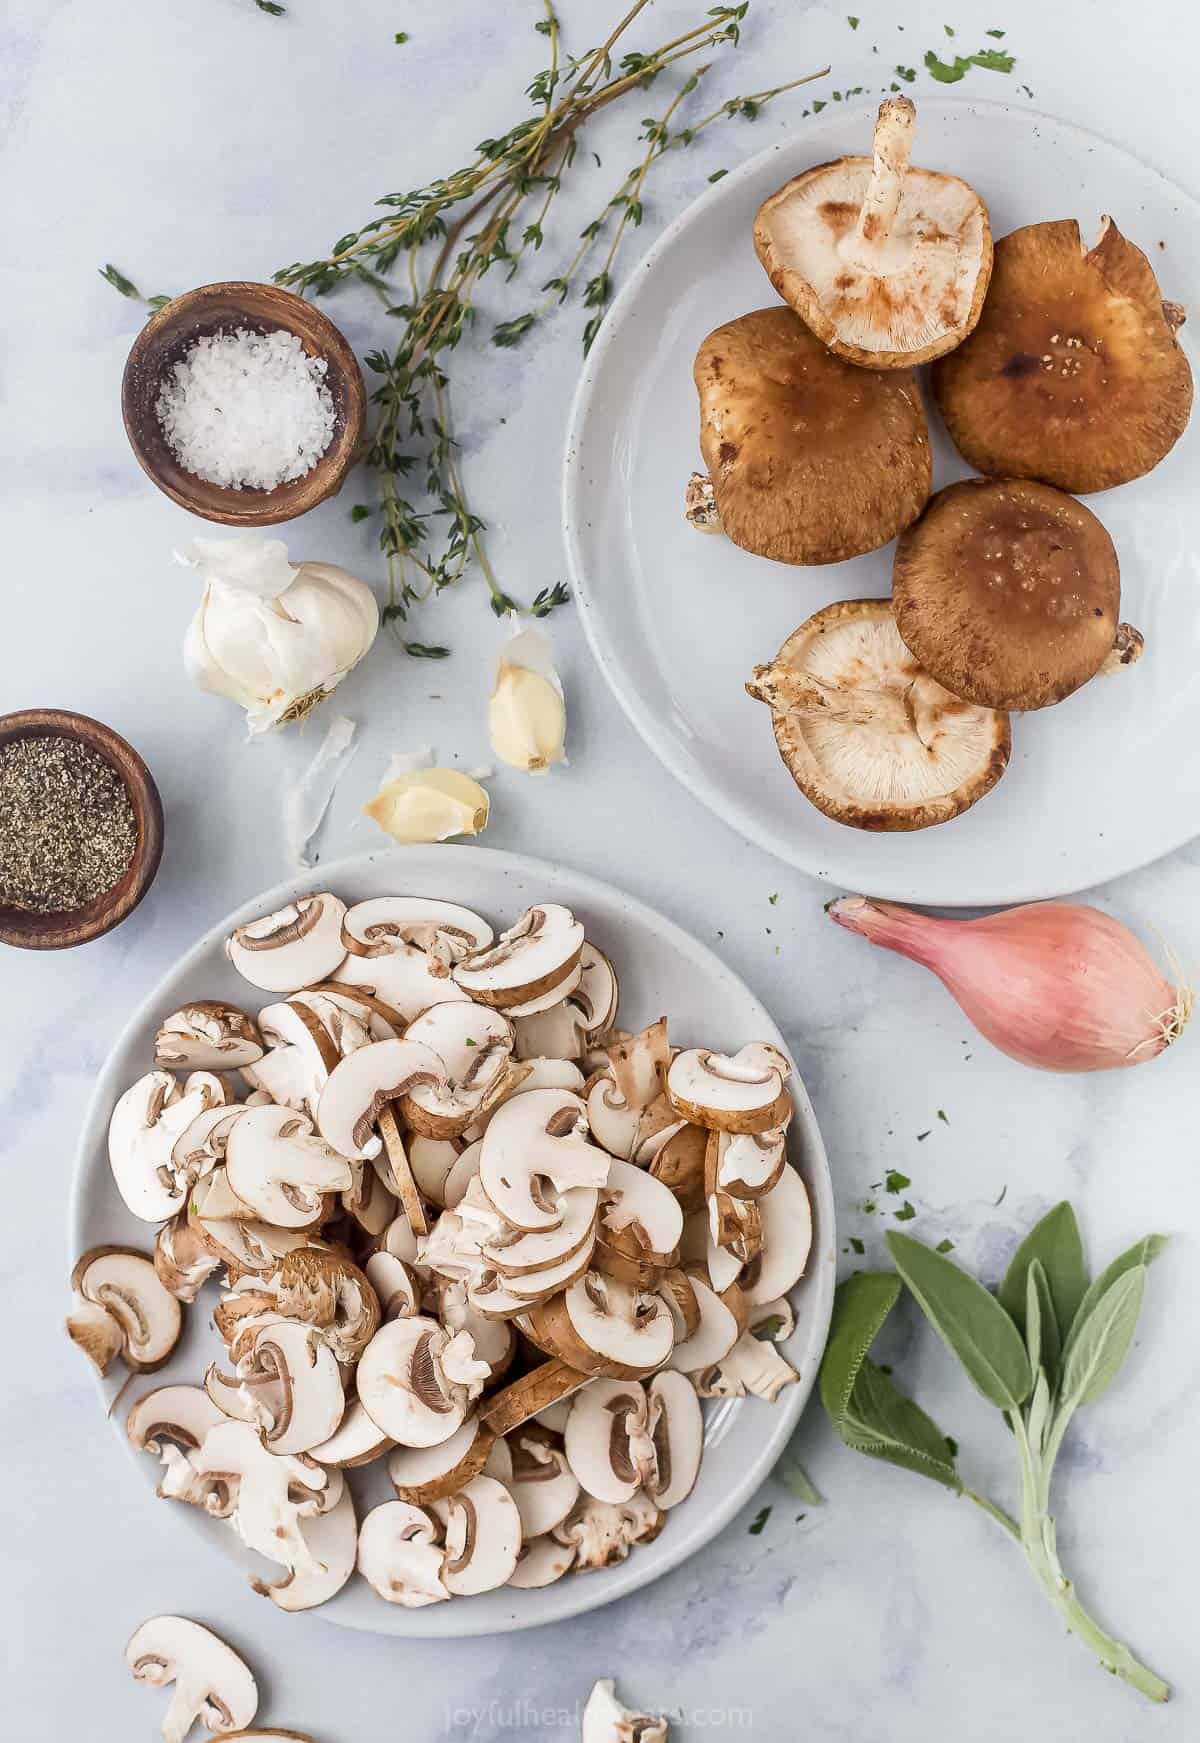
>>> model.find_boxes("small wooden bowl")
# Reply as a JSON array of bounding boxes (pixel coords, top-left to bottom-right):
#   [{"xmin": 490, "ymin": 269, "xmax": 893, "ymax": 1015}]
[
  {"xmin": 121, "ymin": 281, "xmax": 366, "ymax": 527},
  {"xmin": 0, "ymin": 710, "xmax": 165, "ymax": 951}
]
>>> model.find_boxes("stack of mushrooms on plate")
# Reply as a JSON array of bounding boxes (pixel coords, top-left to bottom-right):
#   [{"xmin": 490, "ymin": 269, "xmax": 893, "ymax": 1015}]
[
  {"xmin": 686, "ymin": 96, "xmax": 1193, "ymax": 832},
  {"xmin": 67, "ymin": 890, "xmax": 813, "ymax": 1610}
]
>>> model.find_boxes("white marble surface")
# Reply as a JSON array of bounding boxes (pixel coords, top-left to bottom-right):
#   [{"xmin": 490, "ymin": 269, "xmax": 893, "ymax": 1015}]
[{"xmin": 2, "ymin": 1, "xmax": 1198, "ymax": 1736}]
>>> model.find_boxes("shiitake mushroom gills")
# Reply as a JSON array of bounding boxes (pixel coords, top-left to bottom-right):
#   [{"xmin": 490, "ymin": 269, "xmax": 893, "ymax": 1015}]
[
  {"xmin": 746, "ymin": 599, "xmax": 1010, "ymax": 832},
  {"xmin": 892, "ymin": 478, "xmax": 1141, "ymax": 712},
  {"xmin": 932, "ymin": 218, "xmax": 1193, "ymax": 492},
  {"xmin": 753, "ymin": 97, "xmax": 992, "ymax": 368},
  {"xmin": 692, "ymin": 307, "xmax": 930, "ymax": 564}
]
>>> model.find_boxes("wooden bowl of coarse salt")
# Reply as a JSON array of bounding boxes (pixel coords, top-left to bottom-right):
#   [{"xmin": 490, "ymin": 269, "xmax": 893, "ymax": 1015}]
[{"xmin": 121, "ymin": 281, "xmax": 366, "ymax": 527}]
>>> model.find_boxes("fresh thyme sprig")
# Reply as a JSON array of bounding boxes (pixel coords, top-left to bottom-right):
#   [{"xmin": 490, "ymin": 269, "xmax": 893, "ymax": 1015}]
[{"xmin": 275, "ymin": 2, "xmax": 825, "ymax": 652}]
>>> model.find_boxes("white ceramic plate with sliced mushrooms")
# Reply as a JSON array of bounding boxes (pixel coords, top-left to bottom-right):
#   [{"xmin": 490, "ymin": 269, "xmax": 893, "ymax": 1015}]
[
  {"xmin": 563, "ymin": 97, "xmax": 1200, "ymax": 904},
  {"xmin": 69, "ymin": 845, "xmax": 834, "ymax": 1637}
]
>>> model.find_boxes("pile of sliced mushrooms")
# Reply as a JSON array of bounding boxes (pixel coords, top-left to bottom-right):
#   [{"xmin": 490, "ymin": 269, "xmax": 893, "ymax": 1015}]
[
  {"xmin": 69, "ymin": 889, "xmax": 812, "ymax": 1613},
  {"xmin": 686, "ymin": 95, "xmax": 1193, "ymax": 832}
]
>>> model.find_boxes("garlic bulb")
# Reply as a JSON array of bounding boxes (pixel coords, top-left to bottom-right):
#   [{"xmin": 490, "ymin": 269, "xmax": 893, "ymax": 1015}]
[
  {"xmin": 488, "ymin": 625, "xmax": 566, "ymax": 775},
  {"xmin": 179, "ymin": 536, "xmax": 379, "ymax": 734}
]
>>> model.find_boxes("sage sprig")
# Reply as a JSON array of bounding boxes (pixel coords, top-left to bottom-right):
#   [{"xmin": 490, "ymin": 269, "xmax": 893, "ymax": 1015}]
[{"xmin": 820, "ymin": 1205, "xmax": 1169, "ymax": 1702}]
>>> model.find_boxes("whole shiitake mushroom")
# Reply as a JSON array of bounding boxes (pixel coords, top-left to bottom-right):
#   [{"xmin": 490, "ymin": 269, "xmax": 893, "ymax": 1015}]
[
  {"xmin": 932, "ymin": 217, "xmax": 1193, "ymax": 492},
  {"xmin": 691, "ymin": 306, "xmax": 930, "ymax": 565}
]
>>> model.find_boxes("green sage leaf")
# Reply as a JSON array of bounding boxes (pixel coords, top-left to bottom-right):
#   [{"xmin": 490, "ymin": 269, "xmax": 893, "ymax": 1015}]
[
  {"xmin": 1060, "ymin": 1267, "xmax": 1146, "ymax": 1408},
  {"xmin": 1027, "ymin": 1259, "xmax": 1060, "ymax": 1386},
  {"xmin": 818, "ymin": 1271, "xmax": 901, "ymax": 1426},
  {"xmin": 887, "ymin": 1231, "xmax": 1033, "ymax": 1410},
  {"xmin": 998, "ymin": 1200, "xmax": 1088, "ymax": 1339},
  {"xmin": 842, "ymin": 1358, "xmax": 962, "ymax": 1492},
  {"xmin": 1061, "ymin": 1234, "xmax": 1167, "ymax": 1370}
]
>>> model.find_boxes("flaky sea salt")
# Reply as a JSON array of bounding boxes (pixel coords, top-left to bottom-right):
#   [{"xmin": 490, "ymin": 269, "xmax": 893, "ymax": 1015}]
[{"xmin": 155, "ymin": 326, "xmax": 337, "ymax": 490}]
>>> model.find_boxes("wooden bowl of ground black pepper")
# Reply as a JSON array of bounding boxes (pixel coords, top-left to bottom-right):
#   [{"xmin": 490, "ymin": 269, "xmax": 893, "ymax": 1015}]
[
  {"xmin": 0, "ymin": 710, "xmax": 164, "ymax": 951},
  {"xmin": 121, "ymin": 281, "xmax": 366, "ymax": 527}
]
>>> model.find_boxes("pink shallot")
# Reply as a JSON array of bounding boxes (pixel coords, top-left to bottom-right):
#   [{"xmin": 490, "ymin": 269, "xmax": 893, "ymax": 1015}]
[{"xmin": 827, "ymin": 897, "xmax": 1190, "ymax": 1073}]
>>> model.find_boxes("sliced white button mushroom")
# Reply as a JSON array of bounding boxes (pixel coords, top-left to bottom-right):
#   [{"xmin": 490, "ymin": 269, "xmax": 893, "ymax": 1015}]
[
  {"xmin": 407, "ymin": 1135, "xmax": 463, "ymax": 1207},
  {"xmin": 192, "ymin": 1420, "xmax": 336, "ymax": 1577},
  {"xmin": 482, "ymin": 1185, "xmax": 598, "ymax": 1277},
  {"xmin": 709, "ymin": 1189, "xmax": 764, "ymax": 1266},
  {"xmin": 564, "ymin": 1378, "xmax": 653, "ymax": 1504},
  {"xmin": 645, "ymin": 1370, "xmax": 704, "ymax": 1509},
  {"xmin": 668, "ymin": 1272, "xmax": 743, "ymax": 1374},
  {"xmin": 694, "ymin": 1328, "xmax": 799, "ymax": 1402},
  {"xmin": 655, "ymin": 1268, "xmax": 702, "ymax": 1345},
  {"xmin": 307, "ymin": 1397, "xmax": 394, "ymax": 1469},
  {"xmin": 507, "ymin": 1426, "xmax": 581, "ymax": 1536},
  {"xmin": 170, "ymin": 1104, "xmax": 246, "ymax": 1196},
  {"xmin": 582, "ymin": 1679, "xmax": 669, "ymax": 1743},
  {"xmin": 364, "ymin": 1251, "xmax": 420, "ymax": 1322},
  {"xmin": 399, "ymin": 1001, "xmax": 515, "ymax": 1138},
  {"xmin": 358, "ymin": 1499, "xmax": 449, "ymax": 1607},
  {"xmin": 358, "ymin": 1316, "xmax": 486, "ymax": 1448},
  {"xmin": 502, "ymin": 959, "xmax": 584, "ymax": 1018},
  {"xmin": 127, "ymin": 1385, "xmax": 230, "ymax": 1509},
  {"xmin": 507, "ymin": 1534, "xmax": 577, "ymax": 1588},
  {"xmin": 480, "ymin": 1360, "xmax": 592, "ymax": 1438},
  {"xmin": 187, "ymin": 1174, "xmax": 309, "ymax": 1275},
  {"xmin": 379, "ymin": 1210, "xmax": 421, "ymax": 1264},
  {"xmin": 254, "ymin": 1484, "xmax": 358, "ymax": 1613},
  {"xmin": 266, "ymin": 1245, "xmax": 381, "ymax": 1365},
  {"xmin": 431, "ymin": 1473, "xmax": 522, "ymax": 1595},
  {"xmin": 255, "ymin": 995, "xmax": 369, "ymax": 1116},
  {"xmin": 739, "ymin": 1165, "xmax": 813, "ymax": 1307},
  {"xmin": 585, "ymin": 1073, "xmax": 677, "ymax": 1163},
  {"xmin": 108, "ymin": 1071, "xmax": 217, "ymax": 1222},
  {"xmin": 155, "ymin": 1002, "xmax": 265, "ymax": 1073},
  {"xmin": 154, "ymin": 1212, "xmax": 223, "ymax": 1303},
  {"xmin": 303, "ymin": 980, "xmax": 405, "ymax": 1040},
  {"xmin": 666, "ymin": 1042, "xmax": 792, "ymax": 1133},
  {"xmin": 530, "ymin": 1273, "xmax": 675, "ymax": 1378},
  {"xmin": 224, "ymin": 1104, "xmax": 352, "ymax": 1229},
  {"xmin": 434, "ymin": 1274, "xmax": 517, "ymax": 1377},
  {"xmin": 125, "ymin": 1615, "xmax": 258, "ymax": 1743},
  {"xmin": 605, "ymin": 1018, "xmax": 671, "ymax": 1113},
  {"xmin": 479, "ymin": 1088, "xmax": 610, "ymax": 1232},
  {"xmin": 342, "ymin": 895, "xmax": 493, "ymax": 966},
  {"xmin": 513, "ymin": 999, "xmax": 589, "ymax": 1062},
  {"xmin": 387, "ymin": 1412, "xmax": 498, "ymax": 1504},
  {"xmin": 66, "ymin": 1247, "xmax": 182, "ymax": 1375},
  {"xmin": 707, "ymin": 1125, "xmax": 788, "ymax": 1200},
  {"xmin": 705, "ymin": 1222, "xmax": 745, "ymax": 1296},
  {"xmin": 240, "ymin": 1044, "xmax": 314, "ymax": 1113},
  {"xmin": 553, "ymin": 1491, "xmax": 664, "ymax": 1571},
  {"xmin": 646, "ymin": 1123, "xmax": 708, "ymax": 1213},
  {"xmin": 598, "ymin": 1159, "xmax": 684, "ymax": 1268},
  {"xmin": 316, "ymin": 1037, "xmax": 446, "ymax": 1161},
  {"xmin": 453, "ymin": 904, "xmax": 584, "ymax": 1010},
  {"xmin": 440, "ymin": 1138, "xmax": 484, "ymax": 1210},
  {"xmin": 335, "ymin": 896, "xmax": 490, "ymax": 1020},
  {"xmin": 226, "ymin": 893, "xmax": 347, "ymax": 994},
  {"xmin": 340, "ymin": 1159, "xmax": 398, "ymax": 1240},
  {"xmin": 233, "ymin": 1319, "xmax": 346, "ymax": 1454}
]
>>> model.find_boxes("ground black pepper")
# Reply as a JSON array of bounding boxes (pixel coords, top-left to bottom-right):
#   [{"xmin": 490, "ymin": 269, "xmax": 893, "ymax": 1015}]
[{"xmin": 0, "ymin": 736, "xmax": 137, "ymax": 913}]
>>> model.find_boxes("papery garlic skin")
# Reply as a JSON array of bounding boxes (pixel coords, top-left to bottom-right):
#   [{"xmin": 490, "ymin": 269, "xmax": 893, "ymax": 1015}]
[
  {"xmin": 179, "ymin": 537, "xmax": 379, "ymax": 735},
  {"xmin": 488, "ymin": 624, "xmax": 566, "ymax": 775},
  {"xmin": 364, "ymin": 769, "xmax": 490, "ymax": 844}
]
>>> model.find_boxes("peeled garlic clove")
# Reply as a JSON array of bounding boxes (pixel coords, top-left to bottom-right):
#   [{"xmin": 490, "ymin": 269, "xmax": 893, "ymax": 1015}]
[
  {"xmin": 488, "ymin": 625, "xmax": 566, "ymax": 775},
  {"xmin": 364, "ymin": 769, "xmax": 490, "ymax": 844}
]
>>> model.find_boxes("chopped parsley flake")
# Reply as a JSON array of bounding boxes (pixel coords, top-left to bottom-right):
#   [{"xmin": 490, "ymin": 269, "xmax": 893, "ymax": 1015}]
[
  {"xmin": 749, "ymin": 1505, "xmax": 772, "ymax": 1535},
  {"xmin": 848, "ymin": 1236, "xmax": 865, "ymax": 1255},
  {"xmin": 893, "ymin": 1200, "xmax": 917, "ymax": 1222},
  {"xmin": 935, "ymin": 1238, "xmax": 955, "ymax": 1254},
  {"xmin": 884, "ymin": 1169, "xmax": 911, "ymax": 1193}
]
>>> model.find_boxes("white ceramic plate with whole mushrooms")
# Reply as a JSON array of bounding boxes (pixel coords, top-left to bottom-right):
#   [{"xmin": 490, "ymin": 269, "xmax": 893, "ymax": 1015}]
[
  {"xmin": 563, "ymin": 98, "xmax": 1200, "ymax": 905},
  {"xmin": 69, "ymin": 845, "xmax": 835, "ymax": 1637}
]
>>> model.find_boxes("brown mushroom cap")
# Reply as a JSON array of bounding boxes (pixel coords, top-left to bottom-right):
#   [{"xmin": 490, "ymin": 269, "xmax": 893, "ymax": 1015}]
[
  {"xmin": 746, "ymin": 598, "xmax": 1010, "ymax": 832},
  {"xmin": 754, "ymin": 97, "xmax": 992, "ymax": 369},
  {"xmin": 694, "ymin": 307, "xmax": 930, "ymax": 565},
  {"xmin": 892, "ymin": 478, "xmax": 1121, "ymax": 711},
  {"xmin": 931, "ymin": 217, "xmax": 1193, "ymax": 492}
]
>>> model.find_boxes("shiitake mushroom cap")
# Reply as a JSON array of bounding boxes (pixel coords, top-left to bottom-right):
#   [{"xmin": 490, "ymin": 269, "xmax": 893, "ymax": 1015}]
[
  {"xmin": 931, "ymin": 217, "xmax": 1193, "ymax": 493},
  {"xmin": 892, "ymin": 478, "xmax": 1122, "ymax": 712},
  {"xmin": 694, "ymin": 307, "xmax": 931, "ymax": 565}
]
